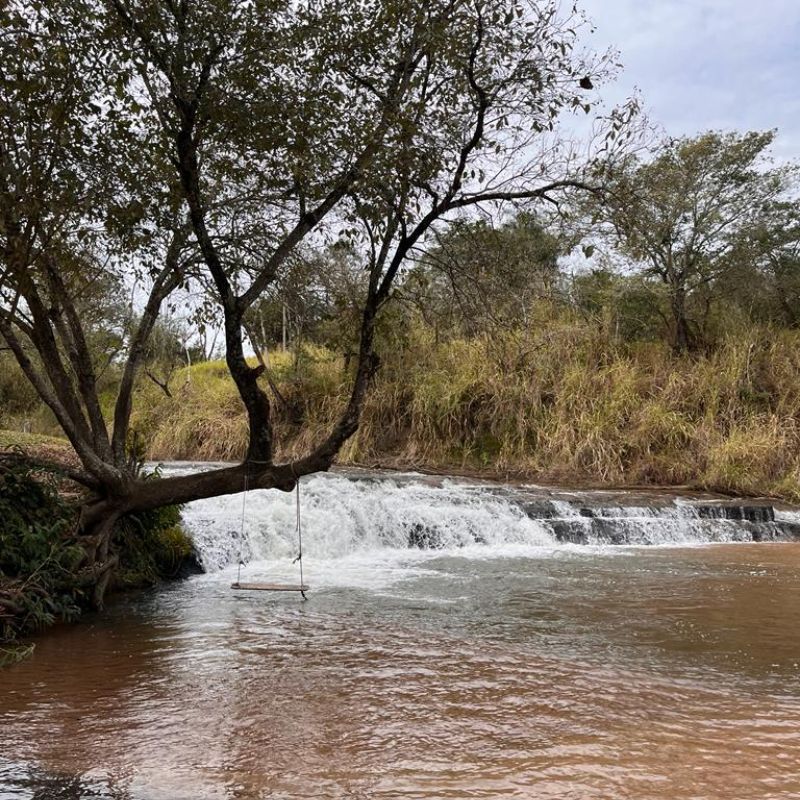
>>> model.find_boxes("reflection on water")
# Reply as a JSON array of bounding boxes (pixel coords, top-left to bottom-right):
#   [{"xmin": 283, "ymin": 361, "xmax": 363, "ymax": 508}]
[{"xmin": 2, "ymin": 544, "xmax": 800, "ymax": 799}]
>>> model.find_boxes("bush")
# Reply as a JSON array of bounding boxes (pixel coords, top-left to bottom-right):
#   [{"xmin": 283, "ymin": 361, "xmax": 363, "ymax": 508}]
[
  {"xmin": 0, "ymin": 456, "xmax": 83, "ymax": 641},
  {"xmin": 114, "ymin": 499, "xmax": 196, "ymax": 587},
  {"xmin": 0, "ymin": 456, "xmax": 196, "ymax": 645}
]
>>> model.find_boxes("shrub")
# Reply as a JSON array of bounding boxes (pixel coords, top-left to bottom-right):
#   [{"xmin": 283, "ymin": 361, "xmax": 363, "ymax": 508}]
[
  {"xmin": 114, "ymin": 499, "xmax": 196, "ymax": 586},
  {"xmin": 0, "ymin": 455, "xmax": 83, "ymax": 641},
  {"xmin": 0, "ymin": 456, "xmax": 195, "ymax": 646}
]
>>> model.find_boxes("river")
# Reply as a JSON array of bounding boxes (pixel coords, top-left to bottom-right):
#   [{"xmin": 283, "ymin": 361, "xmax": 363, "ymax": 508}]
[{"xmin": 2, "ymin": 467, "xmax": 800, "ymax": 799}]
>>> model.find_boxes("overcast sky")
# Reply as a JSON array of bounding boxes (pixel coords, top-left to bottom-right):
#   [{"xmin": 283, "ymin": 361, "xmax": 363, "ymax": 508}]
[{"xmin": 578, "ymin": 0, "xmax": 800, "ymax": 161}]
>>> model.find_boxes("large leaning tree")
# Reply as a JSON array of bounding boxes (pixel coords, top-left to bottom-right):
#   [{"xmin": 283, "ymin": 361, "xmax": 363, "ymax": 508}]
[{"xmin": 0, "ymin": 0, "xmax": 626, "ymax": 601}]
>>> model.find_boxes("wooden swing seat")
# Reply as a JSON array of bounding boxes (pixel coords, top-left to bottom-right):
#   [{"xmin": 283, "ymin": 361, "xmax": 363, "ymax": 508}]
[{"xmin": 231, "ymin": 582, "xmax": 310, "ymax": 592}]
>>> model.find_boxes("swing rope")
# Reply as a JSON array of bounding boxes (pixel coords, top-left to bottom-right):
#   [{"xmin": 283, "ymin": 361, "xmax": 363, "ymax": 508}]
[
  {"xmin": 292, "ymin": 481, "xmax": 307, "ymax": 599},
  {"xmin": 237, "ymin": 471, "xmax": 248, "ymax": 586}
]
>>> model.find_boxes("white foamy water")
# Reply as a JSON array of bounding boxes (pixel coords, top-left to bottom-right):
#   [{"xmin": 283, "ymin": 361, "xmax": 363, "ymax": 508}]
[
  {"xmin": 181, "ymin": 472, "xmax": 556, "ymax": 573},
  {"xmin": 160, "ymin": 464, "xmax": 799, "ymax": 580}
]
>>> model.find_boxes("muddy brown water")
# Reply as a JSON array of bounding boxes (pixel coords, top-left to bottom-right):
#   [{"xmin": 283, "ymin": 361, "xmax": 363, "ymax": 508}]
[{"xmin": 2, "ymin": 540, "xmax": 800, "ymax": 799}]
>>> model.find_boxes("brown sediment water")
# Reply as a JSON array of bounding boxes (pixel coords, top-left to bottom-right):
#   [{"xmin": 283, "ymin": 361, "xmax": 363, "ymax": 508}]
[{"xmin": 2, "ymin": 540, "xmax": 800, "ymax": 799}]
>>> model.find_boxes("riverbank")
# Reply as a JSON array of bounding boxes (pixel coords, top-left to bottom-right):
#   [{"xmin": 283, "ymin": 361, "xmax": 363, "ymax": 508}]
[
  {"xmin": 5, "ymin": 322, "xmax": 800, "ymax": 502},
  {"xmin": 0, "ymin": 430, "xmax": 78, "ymax": 469},
  {"xmin": 6, "ymin": 426, "xmax": 792, "ymax": 509},
  {"xmin": 128, "ymin": 323, "xmax": 800, "ymax": 503}
]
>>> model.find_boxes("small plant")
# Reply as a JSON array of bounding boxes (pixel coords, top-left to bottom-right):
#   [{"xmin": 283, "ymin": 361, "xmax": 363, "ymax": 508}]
[{"xmin": 0, "ymin": 643, "xmax": 35, "ymax": 668}]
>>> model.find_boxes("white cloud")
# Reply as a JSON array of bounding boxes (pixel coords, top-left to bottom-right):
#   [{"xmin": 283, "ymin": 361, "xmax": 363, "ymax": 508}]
[{"xmin": 578, "ymin": 0, "xmax": 800, "ymax": 159}]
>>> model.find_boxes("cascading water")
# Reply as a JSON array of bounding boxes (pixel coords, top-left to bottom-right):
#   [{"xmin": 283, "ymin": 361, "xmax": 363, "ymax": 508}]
[
  {"xmin": 181, "ymin": 472, "xmax": 557, "ymax": 573},
  {"xmin": 163, "ymin": 464, "xmax": 800, "ymax": 575}
]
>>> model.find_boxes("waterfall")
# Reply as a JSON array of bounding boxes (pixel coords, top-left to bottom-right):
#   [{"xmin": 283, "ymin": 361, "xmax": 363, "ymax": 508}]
[{"xmin": 161, "ymin": 465, "xmax": 800, "ymax": 572}]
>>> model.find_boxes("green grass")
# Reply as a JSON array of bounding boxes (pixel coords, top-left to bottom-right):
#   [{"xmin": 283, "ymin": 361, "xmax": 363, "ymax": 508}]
[{"xmin": 0, "ymin": 430, "xmax": 71, "ymax": 450}]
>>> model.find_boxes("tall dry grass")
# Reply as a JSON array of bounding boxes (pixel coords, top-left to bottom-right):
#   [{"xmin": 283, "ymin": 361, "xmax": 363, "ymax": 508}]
[{"xmin": 132, "ymin": 318, "xmax": 800, "ymax": 501}]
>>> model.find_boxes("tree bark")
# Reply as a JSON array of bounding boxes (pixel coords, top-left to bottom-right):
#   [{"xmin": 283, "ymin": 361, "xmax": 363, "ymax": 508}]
[{"xmin": 670, "ymin": 285, "xmax": 693, "ymax": 354}]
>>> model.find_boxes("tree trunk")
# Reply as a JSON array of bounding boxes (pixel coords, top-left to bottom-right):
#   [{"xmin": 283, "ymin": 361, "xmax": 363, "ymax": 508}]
[
  {"xmin": 74, "ymin": 504, "xmax": 122, "ymax": 609},
  {"xmin": 70, "ymin": 457, "xmax": 307, "ymax": 606},
  {"xmin": 670, "ymin": 286, "xmax": 693, "ymax": 354}
]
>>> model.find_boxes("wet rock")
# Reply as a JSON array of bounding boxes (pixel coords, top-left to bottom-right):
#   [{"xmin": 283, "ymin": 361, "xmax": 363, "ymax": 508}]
[{"xmin": 406, "ymin": 522, "xmax": 443, "ymax": 549}]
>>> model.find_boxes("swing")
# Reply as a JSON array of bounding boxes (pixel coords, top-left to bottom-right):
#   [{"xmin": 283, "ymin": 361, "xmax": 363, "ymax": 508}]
[{"xmin": 231, "ymin": 475, "xmax": 308, "ymax": 598}]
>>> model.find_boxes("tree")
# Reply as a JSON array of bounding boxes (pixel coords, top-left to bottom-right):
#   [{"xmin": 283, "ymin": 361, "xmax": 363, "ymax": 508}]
[
  {"xmin": 247, "ymin": 250, "xmax": 334, "ymax": 353},
  {"xmin": 594, "ymin": 131, "xmax": 798, "ymax": 352},
  {"xmin": 405, "ymin": 213, "xmax": 564, "ymax": 336},
  {"xmin": 741, "ymin": 202, "xmax": 800, "ymax": 328},
  {"xmin": 140, "ymin": 315, "xmax": 205, "ymax": 397},
  {"xmin": 570, "ymin": 268, "xmax": 667, "ymax": 343},
  {"xmin": 0, "ymin": 0, "xmax": 623, "ymax": 604}
]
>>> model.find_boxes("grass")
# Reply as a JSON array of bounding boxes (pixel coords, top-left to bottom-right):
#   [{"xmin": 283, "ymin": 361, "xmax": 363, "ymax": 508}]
[
  {"xmin": 0, "ymin": 430, "xmax": 78, "ymax": 475},
  {"xmin": 129, "ymin": 318, "xmax": 800, "ymax": 502},
  {"xmin": 0, "ymin": 430, "xmax": 71, "ymax": 450},
  {"xmin": 2, "ymin": 315, "xmax": 797, "ymax": 501}
]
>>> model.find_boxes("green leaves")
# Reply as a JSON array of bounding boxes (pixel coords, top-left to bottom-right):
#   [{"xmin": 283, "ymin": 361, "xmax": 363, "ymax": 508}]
[
  {"xmin": 1, "ymin": 0, "xmax": 625, "ymax": 492},
  {"xmin": 587, "ymin": 129, "xmax": 800, "ymax": 351},
  {"xmin": 0, "ymin": 456, "xmax": 80, "ymax": 641}
]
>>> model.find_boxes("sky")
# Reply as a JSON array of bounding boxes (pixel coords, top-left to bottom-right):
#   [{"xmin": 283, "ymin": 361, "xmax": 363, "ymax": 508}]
[{"xmin": 578, "ymin": 0, "xmax": 800, "ymax": 161}]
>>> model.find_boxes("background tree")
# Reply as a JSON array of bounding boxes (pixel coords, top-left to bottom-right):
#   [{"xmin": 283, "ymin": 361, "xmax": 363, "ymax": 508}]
[
  {"xmin": 404, "ymin": 213, "xmax": 564, "ymax": 337},
  {"xmin": 247, "ymin": 252, "xmax": 333, "ymax": 355},
  {"xmin": 140, "ymin": 315, "xmax": 205, "ymax": 397},
  {"xmin": 725, "ymin": 201, "xmax": 800, "ymax": 328},
  {"xmin": 570, "ymin": 268, "xmax": 667, "ymax": 344},
  {"xmin": 593, "ymin": 130, "xmax": 798, "ymax": 352}
]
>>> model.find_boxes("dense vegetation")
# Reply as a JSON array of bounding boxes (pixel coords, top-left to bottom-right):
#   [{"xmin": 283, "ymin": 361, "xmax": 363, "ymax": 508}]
[
  {"xmin": 3, "ymin": 129, "xmax": 800, "ymax": 504},
  {"xmin": 124, "ymin": 317, "xmax": 800, "ymax": 502},
  {"xmin": 123, "ymin": 129, "xmax": 798, "ymax": 501},
  {"xmin": 0, "ymin": 453, "xmax": 194, "ymax": 649}
]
